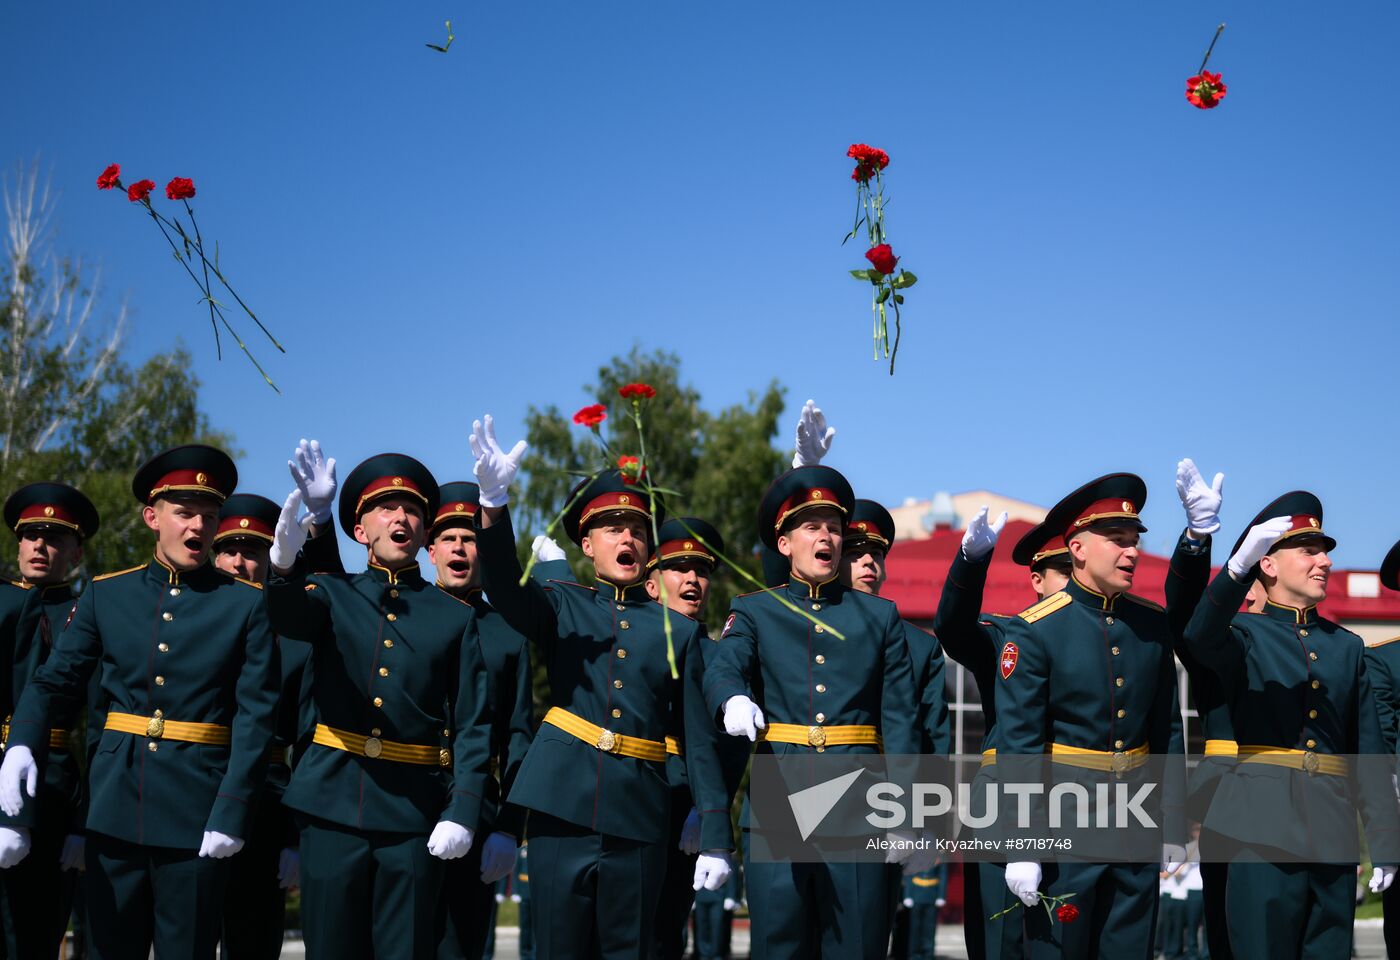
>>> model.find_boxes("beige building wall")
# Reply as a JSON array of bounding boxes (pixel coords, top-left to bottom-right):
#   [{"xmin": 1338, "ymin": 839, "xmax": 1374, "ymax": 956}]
[{"xmin": 889, "ymin": 490, "xmax": 1049, "ymax": 541}]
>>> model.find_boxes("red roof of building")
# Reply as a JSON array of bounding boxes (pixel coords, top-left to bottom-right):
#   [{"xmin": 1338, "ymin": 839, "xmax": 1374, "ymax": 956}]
[{"xmin": 883, "ymin": 519, "xmax": 1400, "ymax": 624}]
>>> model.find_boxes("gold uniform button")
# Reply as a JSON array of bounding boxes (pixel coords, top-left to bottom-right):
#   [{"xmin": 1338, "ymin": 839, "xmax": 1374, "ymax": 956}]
[
  {"xmin": 815, "ymin": 684, "xmax": 827, "ymax": 693},
  {"xmin": 155, "ymin": 676, "xmax": 165, "ymax": 686},
  {"xmin": 1117, "ymin": 709, "xmax": 1127, "ymax": 719},
  {"xmin": 379, "ymin": 667, "xmax": 389, "ymax": 677},
  {"xmin": 613, "ymin": 680, "xmax": 623, "ymax": 689},
  {"xmin": 812, "ymin": 603, "xmax": 822, "ymax": 612},
  {"xmin": 169, "ymin": 588, "xmax": 180, "ymax": 597},
  {"xmin": 162, "ymin": 612, "xmax": 173, "ymax": 622},
  {"xmin": 1299, "ymin": 629, "xmax": 1309, "ymax": 638},
  {"xmin": 384, "ymin": 639, "xmax": 394, "ymax": 649},
  {"xmin": 1115, "ymin": 677, "xmax": 1124, "ymax": 687},
  {"xmin": 1309, "ymin": 652, "xmax": 1318, "ymax": 661},
  {"xmin": 815, "ymin": 625, "xmax": 825, "ymax": 634},
  {"xmin": 616, "ymin": 604, "xmax": 625, "ymax": 612},
  {"xmin": 1308, "ymin": 709, "xmax": 1318, "ymax": 719},
  {"xmin": 158, "ymin": 643, "xmax": 169, "ymax": 653},
  {"xmin": 372, "ymin": 728, "xmax": 382, "ymax": 737},
  {"xmin": 1311, "ymin": 680, "xmax": 1320, "ymax": 689},
  {"xmin": 1306, "ymin": 739, "xmax": 1317, "ymax": 749},
  {"xmin": 443, "ymin": 728, "xmax": 450, "ymax": 737},
  {"xmin": 1111, "ymin": 646, "xmax": 1120, "ymax": 656},
  {"xmin": 390, "ymin": 589, "xmax": 399, "ymax": 599},
  {"xmin": 386, "ymin": 613, "xmax": 397, "ymax": 622},
  {"xmin": 814, "ymin": 655, "xmax": 825, "ymax": 665},
  {"xmin": 620, "ymin": 620, "xmax": 630, "ymax": 630},
  {"xmin": 373, "ymin": 697, "xmax": 384, "ymax": 707},
  {"xmin": 1105, "ymin": 617, "xmax": 1115, "ymax": 626},
  {"xmin": 611, "ymin": 708, "xmax": 622, "ymax": 719},
  {"xmin": 1115, "ymin": 739, "xmax": 1125, "ymax": 749},
  {"xmin": 815, "ymin": 713, "xmax": 826, "ymax": 723},
  {"xmin": 147, "ymin": 742, "xmax": 158, "ymax": 752},
  {"xmin": 617, "ymin": 649, "xmax": 627, "ymax": 659}
]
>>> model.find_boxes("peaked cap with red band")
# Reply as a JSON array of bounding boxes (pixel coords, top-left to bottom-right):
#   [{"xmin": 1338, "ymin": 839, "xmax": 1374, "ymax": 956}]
[
  {"xmin": 1038, "ymin": 472, "xmax": 1148, "ymax": 555},
  {"xmin": 562, "ymin": 469, "xmax": 663, "ymax": 545},
  {"xmin": 4, "ymin": 482, "xmax": 100, "ymax": 539},
  {"xmin": 131, "ymin": 444, "xmax": 237, "ymax": 506},
  {"xmin": 845, "ymin": 499, "xmax": 895, "ymax": 552},
  {"xmin": 648, "ymin": 517, "xmax": 722, "ymax": 571},
  {"xmin": 757, "ymin": 466, "xmax": 855, "ymax": 552},
  {"xmin": 1230, "ymin": 490, "xmax": 1335, "ymax": 570},
  {"xmin": 430, "ymin": 481, "xmax": 481, "ymax": 538},
  {"xmin": 338, "ymin": 453, "xmax": 439, "ymax": 537},
  {"xmin": 1381, "ymin": 535, "xmax": 1400, "ymax": 593},
  {"xmin": 1010, "ymin": 518, "xmax": 1073, "ymax": 569},
  {"xmin": 215, "ymin": 493, "xmax": 280, "ymax": 545}
]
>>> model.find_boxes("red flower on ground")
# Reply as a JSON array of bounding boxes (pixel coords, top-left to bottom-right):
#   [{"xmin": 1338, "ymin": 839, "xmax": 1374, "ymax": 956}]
[
  {"xmin": 865, "ymin": 244, "xmax": 899, "ymax": 276},
  {"xmin": 617, "ymin": 455, "xmax": 647, "ymax": 485},
  {"xmin": 847, "ymin": 143, "xmax": 890, "ymax": 182},
  {"xmin": 1185, "ymin": 71, "xmax": 1227, "ymax": 109},
  {"xmin": 572, "ymin": 404, "xmax": 607, "ymax": 428},
  {"xmin": 97, "ymin": 164, "xmax": 121, "ymax": 190},
  {"xmin": 165, "ymin": 177, "xmax": 197, "ymax": 201},
  {"xmin": 1056, "ymin": 904, "xmax": 1080, "ymax": 924},
  {"xmin": 126, "ymin": 180, "xmax": 155, "ymax": 203},
  {"xmin": 618, "ymin": 382, "xmax": 657, "ymax": 401}
]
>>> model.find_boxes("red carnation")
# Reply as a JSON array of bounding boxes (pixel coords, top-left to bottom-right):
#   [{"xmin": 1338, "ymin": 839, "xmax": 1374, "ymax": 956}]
[
  {"xmin": 1056, "ymin": 904, "xmax": 1079, "ymax": 924},
  {"xmin": 96, "ymin": 164, "xmax": 121, "ymax": 190},
  {"xmin": 847, "ymin": 143, "xmax": 890, "ymax": 182},
  {"xmin": 618, "ymin": 382, "xmax": 657, "ymax": 401},
  {"xmin": 165, "ymin": 177, "xmax": 196, "ymax": 201},
  {"xmin": 617, "ymin": 455, "xmax": 647, "ymax": 485},
  {"xmin": 1185, "ymin": 71, "xmax": 1227, "ymax": 109},
  {"xmin": 865, "ymin": 244, "xmax": 899, "ymax": 276},
  {"xmin": 572, "ymin": 404, "xmax": 607, "ymax": 428},
  {"xmin": 126, "ymin": 179, "xmax": 155, "ymax": 203}
]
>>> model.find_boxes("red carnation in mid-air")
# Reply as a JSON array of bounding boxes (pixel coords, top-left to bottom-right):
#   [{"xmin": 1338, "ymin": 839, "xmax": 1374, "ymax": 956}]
[
  {"xmin": 572, "ymin": 404, "xmax": 607, "ymax": 428},
  {"xmin": 618, "ymin": 382, "xmax": 657, "ymax": 401},
  {"xmin": 126, "ymin": 179, "xmax": 155, "ymax": 203},
  {"xmin": 1056, "ymin": 904, "xmax": 1080, "ymax": 924},
  {"xmin": 865, "ymin": 244, "xmax": 899, "ymax": 276},
  {"xmin": 96, "ymin": 164, "xmax": 121, "ymax": 190},
  {"xmin": 847, "ymin": 143, "xmax": 890, "ymax": 182},
  {"xmin": 616, "ymin": 455, "xmax": 647, "ymax": 485},
  {"xmin": 165, "ymin": 177, "xmax": 197, "ymax": 201},
  {"xmin": 1186, "ymin": 70, "xmax": 1227, "ymax": 109}
]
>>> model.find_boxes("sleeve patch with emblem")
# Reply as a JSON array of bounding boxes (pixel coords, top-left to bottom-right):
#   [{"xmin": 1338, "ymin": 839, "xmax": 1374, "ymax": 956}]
[
  {"xmin": 721, "ymin": 613, "xmax": 736, "ymax": 637},
  {"xmin": 999, "ymin": 641, "xmax": 1019, "ymax": 680}
]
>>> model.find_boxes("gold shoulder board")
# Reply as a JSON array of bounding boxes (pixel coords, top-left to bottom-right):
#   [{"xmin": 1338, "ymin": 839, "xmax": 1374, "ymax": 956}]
[
  {"xmin": 1019, "ymin": 591, "xmax": 1070, "ymax": 623},
  {"xmin": 93, "ymin": 565, "xmax": 144, "ymax": 583},
  {"xmin": 1122, "ymin": 593, "xmax": 1164, "ymax": 612}
]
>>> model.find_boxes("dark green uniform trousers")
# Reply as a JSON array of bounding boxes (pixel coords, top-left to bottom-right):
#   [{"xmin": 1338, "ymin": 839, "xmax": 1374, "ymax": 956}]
[
  {"xmin": 85, "ymin": 831, "xmax": 229, "ymax": 960},
  {"xmin": 691, "ymin": 900, "xmax": 732, "ymax": 960},
  {"xmin": 744, "ymin": 856, "xmax": 892, "ymax": 959},
  {"xmin": 0, "ymin": 798, "xmax": 78, "ymax": 958},
  {"xmin": 906, "ymin": 901, "xmax": 939, "ymax": 960},
  {"xmin": 962, "ymin": 861, "xmax": 1024, "ymax": 960},
  {"xmin": 438, "ymin": 833, "xmax": 495, "ymax": 960},
  {"xmin": 1225, "ymin": 860, "xmax": 1353, "ymax": 959},
  {"xmin": 1158, "ymin": 895, "xmax": 1184, "ymax": 958},
  {"xmin": 1024, "ymin": 861, "xmax": 1157, "ymax": 959},
  {"xmin": 299, "ymin": 816, "xmax": 443, "ymax": 960},
  {"xmin": 649, "ymin": 791, "xmax": 696, "ymax": 960},
  {"xmin": 526, "ymin": 811, "xmax": 666, "ymax": 960},
  {"xmin": 220, "ymin": 791, "xmax": 289, "ymax": 958}
]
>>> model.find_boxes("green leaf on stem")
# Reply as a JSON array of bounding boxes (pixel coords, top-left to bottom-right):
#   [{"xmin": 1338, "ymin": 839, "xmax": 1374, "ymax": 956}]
[
  {"xmin": 891, "ymin": 270, "xmax": 918, "ymax": 290},
  {"xmin": 850, "ymin": 269, "xmax": 874, "ymax": 281},
  {"xmin": 893, "ymin": 294, "xmax": 904, "ymax": 304},
  {"xmin": 876, "ymin": 287, "xmax": 890, "ymax": 305}
]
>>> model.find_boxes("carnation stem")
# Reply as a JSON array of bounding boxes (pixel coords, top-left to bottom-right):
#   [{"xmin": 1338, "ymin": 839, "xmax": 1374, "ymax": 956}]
[
  {"xmin": 887, "ymin": 285, "xmax": 902, "ymax": 375},
  {"xmin": 1198, "ymin": 23, "xmax": 1226, "ymax": 73},
  {"xmin": 631, "ymin": 403, "xmax": 678, "ymax": 680}
]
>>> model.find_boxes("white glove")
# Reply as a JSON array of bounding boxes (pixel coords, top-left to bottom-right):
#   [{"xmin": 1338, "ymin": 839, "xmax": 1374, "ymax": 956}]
[
  {"xmin": 0, "ymin": 827, "xmax": 31, "ymax": 868},
  {"xmin": 59, "ymin": 834, "xmax": 85, "ymax": 872},
  {"xmin": 901, "ymin": 835, "xmax": 937, "ymax": 876},
  {"xmin": 679, "ymin": 807, "xmax": 702, "ymax": 855},
  {"xmin": 1176, "ymin": 458, "xmax": 1225, "ymax": 538},
  {"xmin": 935, "ymin": 898, "xmax": 946, "ymax": 908},
  {"xmin": 902, "ymin": 897, "xmax": 914, "ymax": 908},
  {"xmin": 693, "ymin": 851, "xmax": 734, "ymax": 891},
  {"xmin": 1005, "ymin": 861, "xmax": 1042, "ymax": 907},
  {"xmin": 791, "ymin": 399, "xmax": 836, "ymax": 468},
  {"xmin": 961, "ymin": 506, "xmax": 1009, "ymax": 562},
  {"xmin": 496, "ymin": 893, "xmax": 507, "ymax": 903},
  {"xmin": 723, "ymin": 897, "xmax": 737, "ymax": 911},
  {"xmin": 1371, "ymin": 866, "xmax": 1397, "ymax": 893},
  {"xmin": 269, "ymin": 489, "xmax": 309, "ymax": 571},
  {"xmin": 470, "ymin": 415, "xmax": 528, "ymax": 509},
  {"xmin": 289, "ymin": 439, "xmax": 338, "ymax": 523},
  {"xmin": 0, "ymin": 746, "xmax": 37, "ymax": 817},
  {"xmin": 426, "ymin": 820, "xmax": 474, "ymax": 860},
  {"xmin": 1162, "ymin": 843, "xmax": 1188, "ymax": 872},
  {"xmin": 278, "ymin": 848, "xmax": 300, "ymax": 889},
  {"xmin": 198, "ymin": 831, "xmax": 244, "ymax": 859},
  {"xmin": 1227, "ymin": 516, "xmax": 1293, "ymax": 580},
  {"xmin": 510, "ymin": 893, "xmax": 521, "ymax": 903},
  {"xmin": 722, "ymin": 695, "xmax": 766, "ymax": 741},
  {"xmin": 532, "ymin": 535, "xmax": 567, "ymax": 563},
  {"xmin": 479, "ymin": 831, "xmax": 517, "ymax": 884}
]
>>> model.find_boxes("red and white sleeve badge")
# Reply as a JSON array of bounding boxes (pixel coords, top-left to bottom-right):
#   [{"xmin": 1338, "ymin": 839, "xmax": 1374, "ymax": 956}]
[{"xmin": 999, "ymin": 642, "xmax": 1019, "ymax": 680}]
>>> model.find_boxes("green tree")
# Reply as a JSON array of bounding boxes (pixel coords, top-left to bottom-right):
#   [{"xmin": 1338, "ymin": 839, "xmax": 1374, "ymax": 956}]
[{"xmin": 1, "ymin": 164, "xmax": 233, "ymax": 579}]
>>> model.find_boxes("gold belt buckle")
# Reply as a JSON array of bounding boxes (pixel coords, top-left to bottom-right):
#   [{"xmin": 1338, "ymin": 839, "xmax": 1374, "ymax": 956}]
[
  {"xmin": 808, "ymin": 726, "xmax": 827, "ymax": 748},
  {"xmin": 596, "ymin": 729, "xmax": 621, "ymax": 754},
  {"xmin": 1110, "ymin": 751, "xmax": 1129, "ymax": 778},
  {"xmin": 363, "ymin": 737, "xmax": 384, "ymax": 759},
  {"xmin": 1302, "ymin": 751, "xmax": 1319, "ymax": 776},
  {"xmin": 439, "ymin": 748, "xmax": 452, "ymax": 768},
  {"xmin": 146, "ymin": 711, "xmax": 165, "ymax": 740}
]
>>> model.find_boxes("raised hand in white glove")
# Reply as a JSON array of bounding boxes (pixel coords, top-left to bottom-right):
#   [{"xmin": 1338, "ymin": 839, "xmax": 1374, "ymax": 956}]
[
  {"xmin": 0, "ymin": 827, "xmax": 30, "ymax": 868},
  {"xmin": 722, "ymin": 695, "xmax": 766, "ymax": 741},
  {"xmin": 693, "ymin": 851, "xmax": 734, "ymax": 891},
  {"xmin": 961, "ymin": 506, "xmax": 1009, "ymax": 562},
  {"xmin": 198, "ymin": 831, "xmax": 244, "ymax": 859},
  {"xmin": 427, "ymin": 820, "xmax": 474, "ymax": 860},
  {"xmin": 1176, "ymin": 458, "xmax": 1225, "ymax": 538},
  {"xmin": 0, "ymin": 746, "xmax": 38, "ymax": 817},
  {"xmin": 1227, "ymin": 516, "xmax": 1293, "ymax": 580},
  {"xmin": 278, "ymin": 848, "xmax": 300, "ymax": 889},
  {"xmin": 679, "ymin": 807, "xmax": 702, "ymax": 855},
  {"xmin": 791, "ymin": 399, "xmax": 836, "ymax": 468},
  {"xmin": 269, "ymin": 490, "xmax": 308, "ymax": 572},
  {"xmin": 1371, "ymin": 866, "xmax": 1397, "ymax": 893},
  {"xmin": 1162, "ymin": 843, "xmax": 1188, "ymax": 873},
  {"xmin": 470, "ymin": 416, "xmax": 528, "ymax": 509},
  {"xmin": 59, "ymin": 834, "xmax": 85, "ymax": 872},
  {"xmin": 723, "ymin": 897, "xmax": 738, "ymax": 911},
  {"xmin": 479, "ymin": 832, "xmax": 517, "ymax": 883},
  {"xmin": 289, "ymin": 439, "xmax": 338, "ymax": 523},
  {"xmin": 532, "ymin": 535, "xmax": 567, "ymax": 563},
  {"xmin": 1005, "ymin": 861, "xmax": 1042, "ymax": 907}
]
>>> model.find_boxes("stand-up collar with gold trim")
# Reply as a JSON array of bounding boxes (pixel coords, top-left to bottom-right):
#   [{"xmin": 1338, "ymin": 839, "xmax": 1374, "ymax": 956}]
[
  {"xmin": 435, "ymin": 581, "xmax": 485, "ymax": 607},
  {"xmin": 37, "ymin": 581, "xmax": 74, "ymax": 603},
  {"xmin": 147, "ymin": 553, "xmax": 214, "ymax": 586},
  {"xmin": 787, "ymin": 573, "xmax": 841, "ymax": 602},
  {"xmin": 1262, "ymin": 599, "xmax": 1319, "ymax": 626},
  {"xmin": 595, "ymin": 577, "xmax": 650, "ymax": 604},
  {"xmin": 1066, "ymin": 574, "xmax": 1119, "ymax": 612},
  {"xmin": 367, "ymin": 560, "xmax": 424, "ymax": 587}
]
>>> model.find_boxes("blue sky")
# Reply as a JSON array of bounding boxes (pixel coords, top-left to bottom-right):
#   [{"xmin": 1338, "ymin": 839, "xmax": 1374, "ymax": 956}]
[{"xmin": 5, "ymin": 3, "xmax": 1398, "ymax": 567}]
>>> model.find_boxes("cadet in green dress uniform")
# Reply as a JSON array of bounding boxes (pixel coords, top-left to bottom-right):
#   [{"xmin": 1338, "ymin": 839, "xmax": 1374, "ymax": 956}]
[
  {"xmin": 705, "ymin": 465, "xmax": 919, "ymax": 960},
  {"xmin": 426, "ymin": 481, "xmax": 535, "ymax": 960},
  {"xmin": 996, "ymin": 473, "xmax": 1187, "ymax": 959},
  {"xmin": 265, "ymin": 453, "xmax": 494, "ymax": 960},
  {"xmin": 0, "ymin": 445, "xmax": 280, "ymax": 959},
  {"xmin": 691, "ymin": 863, "xmax": 741, "ymax": 960},
  {"xmin": 1183, "ymin": 493, "xmax": 1400, "ymax": 958},
  {"xmin": 901, "ymin": 860, "xmax": 948, "ymax": 960},
  {"xmin": 470, "ymin": 414, "xmax": 733, "ymax": 960},
  {"xmin": 1369, "ymin": 538, "xmax": 1400, "ymax": 958},
  {"xmin": 0, "ymin": 482, "xmax": 97, "ymax": 956}
]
